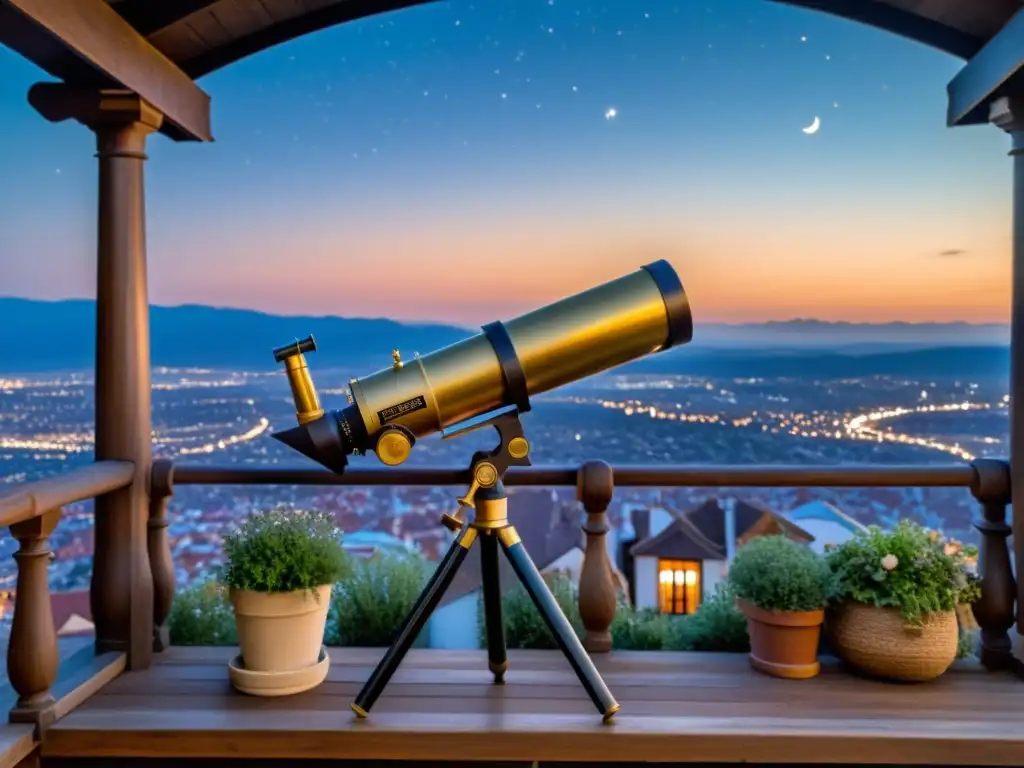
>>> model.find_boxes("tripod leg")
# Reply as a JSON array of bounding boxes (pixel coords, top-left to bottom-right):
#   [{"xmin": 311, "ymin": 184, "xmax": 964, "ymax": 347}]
[
  {"xmin": 498, "ymin": 527, "xmax": 620, "ymax": 720},
  {"xmin": 352, "ymin": 527, "xmax": 476, "ymax": 717},
  {"xmin": 479, "ymin": 533, "xmax": 508, "ymax": 683}
]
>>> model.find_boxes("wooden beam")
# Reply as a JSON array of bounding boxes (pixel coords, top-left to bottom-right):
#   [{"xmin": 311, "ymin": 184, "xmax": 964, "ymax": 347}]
[
  {"xmin": 182, "ymin": 0, "xmax": 437, "ymax": 77},
  {"xmin": 775, "ymin": 0, "xmax": 983, "ymax": 60},
  {"xmin": 947, "ymin": 6, "xmax": 1024, "ymax": 127},
  {"xmin": 0, "ymin": 0, "xmax": 212, "ymax": 141},
  {"xmin": 112, "ymin": 0, "xmax": 222, "ymax": 36}
]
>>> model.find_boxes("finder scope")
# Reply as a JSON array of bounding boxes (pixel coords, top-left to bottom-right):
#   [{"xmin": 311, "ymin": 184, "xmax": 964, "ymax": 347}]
[{"xmin": 272, "ymin": 259, "xmax": 692, "ymax": 472}]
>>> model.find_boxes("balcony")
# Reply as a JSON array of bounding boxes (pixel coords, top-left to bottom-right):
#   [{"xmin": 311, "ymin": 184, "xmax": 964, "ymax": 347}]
[
  {"xmin": 0, "ymin": 460, "xmax": 1021, "ymax": 766},
  {"xmin": 39, "ymin": 646, "xmax": 1024, "ymax": 765},
  {"xmin": 3, "ymin": 0, "xmax": 1024, "ymax": 765}
]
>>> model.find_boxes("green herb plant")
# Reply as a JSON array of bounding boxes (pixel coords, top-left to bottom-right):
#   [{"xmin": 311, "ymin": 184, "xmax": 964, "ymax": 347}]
[
  {"xmin": 328, "ymin": 552, "xmax": 429, "ymax": 646},
  {"xmin": 222, "ymin": 505, "xmax": 351, "ymax": 599},
  {"xmin": 825, "ymin": 519, "xmax": 980, "ymax": 625},
  {"xmin": 728, "ymin": 535, "xmax": 833, "ymax": 613},
  {"xmin": 168, "ymin": 578, "xmax": 238, "ymax": 646},
  {"xmin": 670, "ymin": 582, "xmax": 750, "ymax": 652},
  {"xmin": 479, "ymin": 571, "xmax": 582, "ymax": 649},
  {"xmin": 610, "ymin": 605, "xmax": 671, "ymax": 650}
]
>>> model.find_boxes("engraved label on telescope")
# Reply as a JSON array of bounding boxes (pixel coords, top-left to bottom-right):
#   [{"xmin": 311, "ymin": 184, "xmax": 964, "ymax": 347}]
[{"xmin": 377, "ymin": 395, "xmax": 428, "ymax": 425}]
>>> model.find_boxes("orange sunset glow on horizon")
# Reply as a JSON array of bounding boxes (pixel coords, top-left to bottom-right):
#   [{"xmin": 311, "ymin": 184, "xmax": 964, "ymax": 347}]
[{"xmin": 140, "ymin": 194, "xmax": 1013, "ymax": 327}]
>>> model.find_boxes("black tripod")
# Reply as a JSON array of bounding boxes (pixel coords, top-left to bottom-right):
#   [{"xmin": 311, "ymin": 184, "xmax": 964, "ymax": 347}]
[{"xmin": 350, "ymin": 412, "xmax": 620, "ymax": 721}]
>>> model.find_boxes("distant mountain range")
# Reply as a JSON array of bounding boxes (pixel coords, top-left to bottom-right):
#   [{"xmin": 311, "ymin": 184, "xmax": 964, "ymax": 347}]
[
  {"xmin": 0, "ymin": 297, "xmax": 1011, "ymax": 378},
  {"xmin": 696, "ymin": 318, "xmax": 1009, "ymax": 350},
  {"xmin": 626, "ymin": 345, "xmax": 1009, "ymax": 379},
  {"xmin": 0, "ymin": 298, "xmax": 468, "ymax": 372}
]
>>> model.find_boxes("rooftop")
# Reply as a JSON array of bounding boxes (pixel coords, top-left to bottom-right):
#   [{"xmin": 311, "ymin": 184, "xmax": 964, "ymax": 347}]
[{"xmin": 78, "ymin": 0, "xmax": 1024, "ymax": 77}]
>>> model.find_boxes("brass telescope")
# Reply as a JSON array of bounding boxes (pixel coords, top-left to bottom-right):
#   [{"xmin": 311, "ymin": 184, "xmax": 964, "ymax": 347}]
[
  {"xmin": 271, "ymin": 259, "xmax": 692, "ymax": 723},
  {"xmin": 271, "ymin": 259, "xmax": 692, "ymax": 473}
]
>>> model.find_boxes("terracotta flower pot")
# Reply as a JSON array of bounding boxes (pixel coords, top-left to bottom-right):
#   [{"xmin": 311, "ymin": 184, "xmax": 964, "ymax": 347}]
[
  {"xmin": 829, "ymin": 601, "xmax": 957, "ymax": 682},
  {"xmin": 230, "ymin": 585, "xmax": 332, "ymax": 674},
  {"xmin": 736, "ymin": 597, "xmax": 824, "ymax": 679}
]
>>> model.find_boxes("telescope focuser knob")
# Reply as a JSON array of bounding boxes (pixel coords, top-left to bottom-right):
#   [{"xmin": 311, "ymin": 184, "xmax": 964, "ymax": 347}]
[
  {"xmin": 272, "ymin": 334, "xmax": 324, "ymax": 426},
  {"xmin": 375, "ymin": 425, "xmax": 414, "ymax": 467}
]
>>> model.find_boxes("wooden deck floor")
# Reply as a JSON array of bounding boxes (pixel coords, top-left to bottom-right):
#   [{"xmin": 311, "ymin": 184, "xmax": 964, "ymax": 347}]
[{"xmin": 41, "ymin": 646, "xmax": 1024, "ymax": 765}]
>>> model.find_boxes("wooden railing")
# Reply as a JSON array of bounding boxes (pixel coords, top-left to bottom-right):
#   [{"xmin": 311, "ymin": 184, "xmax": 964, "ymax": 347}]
[
  {"xmin": 151, "ymin": 459, "xmax": 1017, "ymax": 670},
  {"xmin": 0, "ymin": 460, "xmax": 134, "ymax": 727},
  {"xmin": 0, "ymin": 456, "xmax": 1015, "ymax": 737}
]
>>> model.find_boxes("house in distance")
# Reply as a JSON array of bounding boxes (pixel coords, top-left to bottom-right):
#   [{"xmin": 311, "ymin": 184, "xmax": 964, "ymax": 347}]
[{"xmin": 624, "ymin": 498, "xmax": 815, "ymax": 615}]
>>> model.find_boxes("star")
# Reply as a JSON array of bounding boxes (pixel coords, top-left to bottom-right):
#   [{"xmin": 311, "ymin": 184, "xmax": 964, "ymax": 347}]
[{"xmin": 605, "ymin": 107, "xmax": 617, "ymax": 120}]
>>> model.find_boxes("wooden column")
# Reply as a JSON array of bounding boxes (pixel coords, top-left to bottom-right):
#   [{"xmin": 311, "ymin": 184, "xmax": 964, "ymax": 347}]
[
  {"xmin": 970, "ymin": 459, "xmax": 1016, "ymax": 670},
  {"xmin": 29, "ymin": 85, "xmax": 162, "ymax": 671},
  {"xmin": 149, "ymin": 459, "xmax": 176, "ymax": 652},
  {"xmin": 576, "ymin": 460, "xmax": 617, "ymax": 653},
  {"xmin": 8, "ymin": 508, "xmax": 61, "ymax": 725},
  {"xmin": 990, "ymin": 97, "xmax": 1024, "ymax": 637}
]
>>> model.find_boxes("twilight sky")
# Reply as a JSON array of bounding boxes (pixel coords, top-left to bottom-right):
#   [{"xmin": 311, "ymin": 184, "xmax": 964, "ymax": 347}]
[{"xmin": 0, "ymin": 0, "xmax": 1014, "ymax": 326}]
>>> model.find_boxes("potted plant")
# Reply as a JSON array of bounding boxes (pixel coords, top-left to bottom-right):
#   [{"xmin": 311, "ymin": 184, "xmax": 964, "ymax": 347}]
[
  {"xmin": 222, "ymin": 505, "xmax": 350, "ymax": 696},
  {"xmin": 729, "ymin": 535, "xmax": 833, "ymax": 679},
  {"xmin": 825, "ymin": 520, "xmax": 979, "ymax": 682}
]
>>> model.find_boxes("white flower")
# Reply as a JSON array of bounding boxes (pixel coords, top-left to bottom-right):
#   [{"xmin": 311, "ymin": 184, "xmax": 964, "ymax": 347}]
[{"xmin": 880, "ymin": 554, "xmax": 899, "ymax": 571}]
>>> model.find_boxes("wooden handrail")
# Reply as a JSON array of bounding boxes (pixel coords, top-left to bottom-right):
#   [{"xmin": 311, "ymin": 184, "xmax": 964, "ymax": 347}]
[
  {"xmin": 0, "ymin": 461, "xmax": 135, "ymax": 528},
  {"xmin": 0, "ymin": 460, "xmax": 134, "ymax": 728},
  {"xmin": 152, "ymin": 459, "xmax": 1008, "ymax": 666},
  {"xmin": 171, "ymin": 463, "xmax": 976, "ymax": 488}
]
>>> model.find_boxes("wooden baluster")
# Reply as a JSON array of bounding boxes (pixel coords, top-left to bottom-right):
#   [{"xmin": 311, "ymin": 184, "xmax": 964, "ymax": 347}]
[
  {"xmin": 149, "ymin": 459, "xmax": 176, "ymax": 652},
  {"xmin": 8, "ymin": 508, "xmax": 61, "ymax": 725},
  {"xmin": 576, "ymin": 460, "xmax": 617, "ymax": 653},
  {"xmin": 970, "ymin": 458, "xmax": 1016, "ymax": 670}
]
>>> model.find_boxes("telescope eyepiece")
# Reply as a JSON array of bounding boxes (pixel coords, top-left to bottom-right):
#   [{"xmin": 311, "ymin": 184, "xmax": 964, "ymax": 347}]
[
  {"xmin": 273, "ymin": 333, "xmax": 323, "ymax": 425},
  {"xmin": 273, "ymin": 334, "xmax": 317, "ymax": 363}
]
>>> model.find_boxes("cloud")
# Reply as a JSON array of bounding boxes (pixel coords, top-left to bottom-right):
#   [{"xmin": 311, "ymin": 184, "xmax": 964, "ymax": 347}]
[{"xmin": 936, "ymin": 248, "xmax": 968, "ymax": 257}]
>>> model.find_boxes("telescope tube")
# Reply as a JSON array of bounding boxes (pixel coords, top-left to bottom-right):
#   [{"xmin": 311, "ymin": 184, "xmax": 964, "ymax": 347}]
[
  {"xmin": 272, "ymin": 259, "xmax": 691, "ymax": 469},
  {"xmin": 348, "ymin": 259, "xmax": 690, "ymax": 441}
]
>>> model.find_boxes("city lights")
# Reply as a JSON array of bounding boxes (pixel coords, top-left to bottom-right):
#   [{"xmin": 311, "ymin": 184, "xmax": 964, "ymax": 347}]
[{"xmin": 555, "ymin": 385, "xmax": 1003, "ymax": 463}]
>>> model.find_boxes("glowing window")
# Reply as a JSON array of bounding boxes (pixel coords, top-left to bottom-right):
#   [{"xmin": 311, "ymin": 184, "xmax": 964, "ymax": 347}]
[{"xmin": 658, "ymin": 559, "xmax": 701, "ymax": 615}]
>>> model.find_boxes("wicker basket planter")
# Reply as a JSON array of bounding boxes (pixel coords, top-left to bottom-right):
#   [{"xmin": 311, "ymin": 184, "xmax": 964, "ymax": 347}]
[{"xmin": 829, "ymin": 601, "xmax": 958, "ymax": 682}]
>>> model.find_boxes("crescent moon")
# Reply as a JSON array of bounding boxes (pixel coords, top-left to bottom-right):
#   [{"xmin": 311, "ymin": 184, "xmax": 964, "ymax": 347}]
[{"xmin": 802, "ymin": 116, "xmax": 821, "ymax": 135}]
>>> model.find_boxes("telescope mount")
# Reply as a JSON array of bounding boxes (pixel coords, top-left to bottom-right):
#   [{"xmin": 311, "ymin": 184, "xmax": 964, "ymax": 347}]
[{"xmin": 349, "ymin": 406, "xmax": 620, "ymax": 722}]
